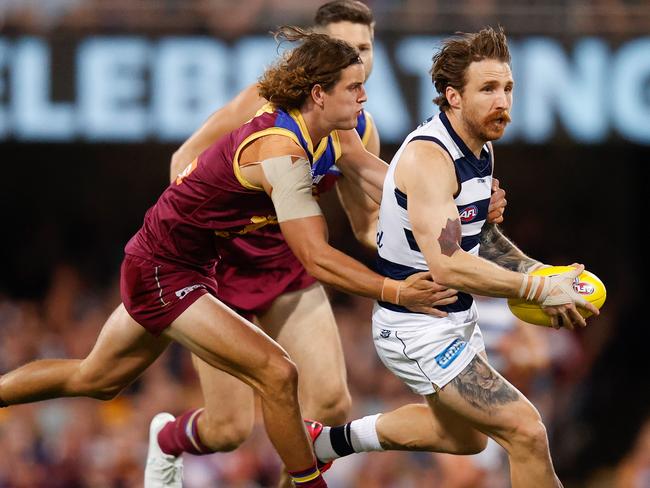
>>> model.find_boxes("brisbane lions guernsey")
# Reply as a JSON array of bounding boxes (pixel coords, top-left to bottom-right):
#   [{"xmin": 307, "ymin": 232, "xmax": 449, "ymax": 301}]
[
  {"xmin": 125, "ymin": 104, "xmax": 343, "ymax": 275},
  {"xmin": 376, "ymin": 111, "xmax": 493, "ymax": 314},
  {"xmin": 214, "ymin": 108, "xmax": 375, "ymax": 314}
]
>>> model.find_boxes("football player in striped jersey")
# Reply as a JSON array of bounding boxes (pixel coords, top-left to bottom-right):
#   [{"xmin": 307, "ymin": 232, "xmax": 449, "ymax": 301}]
[{"xmin": 311, "ymin": 27, "xmax": 598, "ymax": 488}]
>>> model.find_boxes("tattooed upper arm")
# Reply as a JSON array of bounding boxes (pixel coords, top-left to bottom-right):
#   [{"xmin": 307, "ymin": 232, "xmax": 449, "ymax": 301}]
[{"xmin": 478, "ymin": 223, "xmax": 540, "ymax": 272}]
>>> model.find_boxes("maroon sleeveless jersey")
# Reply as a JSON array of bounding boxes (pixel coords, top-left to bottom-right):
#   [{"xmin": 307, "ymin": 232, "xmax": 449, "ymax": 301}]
[
  {"xmin": 213, "ymin": 109, "xmax": 375, "ymax": 316},
  {"xmin": 125, "ymin": 105, "xmax": 344, "ymax": 316}
]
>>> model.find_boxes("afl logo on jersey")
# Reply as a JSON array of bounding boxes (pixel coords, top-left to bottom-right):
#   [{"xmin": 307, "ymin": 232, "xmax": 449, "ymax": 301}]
[{"xmin": 459, "ymin": 205, "xmax": 478, "ymax": 223}]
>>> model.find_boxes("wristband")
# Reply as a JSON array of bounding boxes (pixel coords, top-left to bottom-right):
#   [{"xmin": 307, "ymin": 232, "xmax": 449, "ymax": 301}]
[{"xmin": 381, "ymin": 278, "xmax": 401, "ymax": 305}]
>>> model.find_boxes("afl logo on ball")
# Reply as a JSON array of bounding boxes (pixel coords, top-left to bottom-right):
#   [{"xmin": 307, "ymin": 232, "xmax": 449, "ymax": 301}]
[
  {"xmin": 459, "ymin": 205, "xmax": 478, "ymax": 223},
  {"xmin": 573, "ymin": 280, "xmax": 595, "ymax": 295}
]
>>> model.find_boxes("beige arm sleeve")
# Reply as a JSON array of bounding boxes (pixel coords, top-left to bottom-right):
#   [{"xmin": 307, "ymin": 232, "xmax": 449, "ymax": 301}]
[{"xmin": 261, "ymin": 156, "xmax": 323, "ymax": 222}]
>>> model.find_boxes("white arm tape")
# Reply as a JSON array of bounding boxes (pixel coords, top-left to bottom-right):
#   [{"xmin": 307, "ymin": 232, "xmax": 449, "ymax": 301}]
[{"xmin": 261, "ymin": 155, "xmax": 323, "ymax": 223}]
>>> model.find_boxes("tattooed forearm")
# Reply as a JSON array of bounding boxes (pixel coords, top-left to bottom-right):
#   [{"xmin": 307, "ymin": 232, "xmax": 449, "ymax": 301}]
[
  {"xmin": 479, "ymin": 223, "xmax": 540, "ymax": 272},
  {"xmin": 438, "ymin": 218, "xmax": 462, "ymax": 257},
  {"xmin": 448, "ymin": 355, "xmax": 519, "ymax": 410}
]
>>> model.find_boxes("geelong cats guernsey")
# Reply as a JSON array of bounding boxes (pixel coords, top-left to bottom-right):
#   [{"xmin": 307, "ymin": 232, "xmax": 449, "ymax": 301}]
[{"xmin": 376, "ymin": 111, "xmax": 493, "ymax": 314}]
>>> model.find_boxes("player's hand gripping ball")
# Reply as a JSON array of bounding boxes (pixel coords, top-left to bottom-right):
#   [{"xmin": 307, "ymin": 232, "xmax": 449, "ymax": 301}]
[{"xmin": 507, "ymin": 266, "xmax": 606, "ymax": 327}]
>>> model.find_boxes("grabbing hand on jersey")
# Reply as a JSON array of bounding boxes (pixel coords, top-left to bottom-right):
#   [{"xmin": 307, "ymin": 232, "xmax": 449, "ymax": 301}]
[
  {"xmin": 487, "ymin": 178, "xmax": 507, "ymax": 224},
  {"xmin": 398, "ymin": 272, "xmax": 459, "ymax": 316}
]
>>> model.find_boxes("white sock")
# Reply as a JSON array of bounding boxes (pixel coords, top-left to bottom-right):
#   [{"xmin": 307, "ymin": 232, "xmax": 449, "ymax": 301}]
[
  {"xmin": 350, "ymin": 414, "xmax": 383, "ymax": 452},
  {"xmin": 314, "ymin": 414, "xmax": 383, "ymax": 463}
]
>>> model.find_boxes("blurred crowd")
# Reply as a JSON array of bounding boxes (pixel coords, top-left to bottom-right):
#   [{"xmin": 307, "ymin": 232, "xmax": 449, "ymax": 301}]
[
  {"xmin": 0, "ymin": 262, "xmax": 646, "ymax": 488},
  {"xmin": 1, "ymin": 0, "xmax": 649, "ymax": 36}
]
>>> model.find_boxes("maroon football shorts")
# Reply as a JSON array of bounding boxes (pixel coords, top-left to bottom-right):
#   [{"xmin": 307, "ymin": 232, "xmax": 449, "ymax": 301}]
[
  {"xmin": 215, "ymin": 259, "xmax": 316, "ymax": 320},
  {"xmin": 121, "ymin": 254, "xmax": 219, "ymax": 336}
]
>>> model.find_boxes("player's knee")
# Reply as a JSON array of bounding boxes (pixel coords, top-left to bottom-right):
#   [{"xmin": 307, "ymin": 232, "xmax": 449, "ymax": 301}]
[
  {"xmin": 70, "ymin": 363, "xmax": 126, "ymax": 400},
  {"xmin": 325, "ymin": 388, "xmax": 352, "ymax": 424},
  {"xmin": 439, "ymin": 428, "xmax": 488, "ymax": 455},
  {"xmin": 259, "ymin": 354, "xmax": 299, "ymax": 401},
  {"xmin": 507, "ymin": 408, "xmax": 549, "ymax": 456},
  {"xmin": 515, "ymin": 419, "xmax": 549, "ymax": 455},
  {"xmin": 90, "ymin": 384, "xmax": 125, "ymax": 401},
  {"xmin": 307, "ymin": 387, "xmax": 351, "ymax": 425},
  {"xmin": 460, "ymin": 432, "xmax": 489, "ymax": 455},
  {"xmin": 73, "ymin": 377, "xmax": 124, "ymax": 400},
  {"xmin": 199, "ymin": 415, "xmax": 254, "ymax": 452},
  {"xmin": 84, "ymin": 376, "xmax": 126, "ymax": 400}
]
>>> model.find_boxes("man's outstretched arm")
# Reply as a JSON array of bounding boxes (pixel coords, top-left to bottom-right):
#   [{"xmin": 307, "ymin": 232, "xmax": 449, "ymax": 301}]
[{"xmin": 237, "ymin": 135, "xmax": 458, "ymax": 316}]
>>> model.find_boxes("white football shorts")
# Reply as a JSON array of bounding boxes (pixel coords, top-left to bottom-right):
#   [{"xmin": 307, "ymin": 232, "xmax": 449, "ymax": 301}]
[{"xmin": 372, "ymin": 302, "xmax": 485, "ymax": 396}]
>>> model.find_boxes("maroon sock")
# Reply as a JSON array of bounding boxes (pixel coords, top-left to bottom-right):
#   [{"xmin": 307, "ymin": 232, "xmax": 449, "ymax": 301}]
[
  {"xmin": 157, "ymin": 408, "xmax": 211, "ymax": 456},
  {"xmin": 289, "ymin": 465, "xmax": 327, "ymax": 487}
]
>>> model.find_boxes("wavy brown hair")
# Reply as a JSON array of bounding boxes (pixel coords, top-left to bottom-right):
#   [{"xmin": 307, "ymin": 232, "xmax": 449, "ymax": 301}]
[
  {"xmin": 431, "ymin": 26, "xmax": 511, "ymax": 112},
  {"xmin": 258, "ymin": 26, "xmax": 362, "ymax": 111}
]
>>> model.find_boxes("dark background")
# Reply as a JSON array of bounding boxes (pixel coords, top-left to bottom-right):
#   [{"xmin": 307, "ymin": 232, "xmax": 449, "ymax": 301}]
[{"xmin": 2, "ymin": 140, "xmax": 646, "ymax": 482}]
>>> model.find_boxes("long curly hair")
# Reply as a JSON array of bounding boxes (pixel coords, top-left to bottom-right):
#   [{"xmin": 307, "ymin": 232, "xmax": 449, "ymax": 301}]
[
  {"xmin": 431, "ymin": 26, "xmax": 511, "ymax": 112},
  {"xmin": 258, "ymin": 26, "xmax": 362, "ymax": 111}
]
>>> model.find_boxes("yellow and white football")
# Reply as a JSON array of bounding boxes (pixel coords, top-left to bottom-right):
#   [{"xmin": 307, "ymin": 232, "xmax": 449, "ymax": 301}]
[{"xmin": 507, "ymin": 266, "xmax": 606, "ymax": 327}]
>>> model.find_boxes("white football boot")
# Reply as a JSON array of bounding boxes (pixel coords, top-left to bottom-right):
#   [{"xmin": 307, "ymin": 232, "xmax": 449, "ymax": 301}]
[{"xmin": 144, "ymin": 412, "xmax": 184, "ymax": 488}]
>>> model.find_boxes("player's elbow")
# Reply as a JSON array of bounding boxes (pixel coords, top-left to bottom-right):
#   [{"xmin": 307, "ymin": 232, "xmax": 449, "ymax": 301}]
[
  {"xmin": 428, "ymin": 263, "xmax": 458, "ymax": 289},
  {"xmin": 301, "ymin": 252, "xmax": 325, "ymax": 279},
  {"xmin": 297, "ymin": 246, "xmax": 332, "ymax": 281}
]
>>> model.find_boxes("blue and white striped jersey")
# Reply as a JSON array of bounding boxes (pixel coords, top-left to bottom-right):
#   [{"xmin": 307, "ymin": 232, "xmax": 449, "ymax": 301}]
[{"xmin": 376, "ymin": 111, "xmax": 493, "ymax": 314}]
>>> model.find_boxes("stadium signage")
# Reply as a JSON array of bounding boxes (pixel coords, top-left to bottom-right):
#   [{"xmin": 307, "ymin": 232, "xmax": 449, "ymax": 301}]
[{"xmin": 0, "ymin": 35, "xmax": 648, "ymax": 144}]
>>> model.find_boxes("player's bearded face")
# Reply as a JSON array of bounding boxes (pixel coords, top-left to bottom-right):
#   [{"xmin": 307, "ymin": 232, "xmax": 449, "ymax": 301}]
[
  {"xmin": 461, "ymin": 60, "xmax": 513, "ymax": 142},
  {"xmin": 464, "ymin": 107, "xmax": 512, "ymax": 142}
]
